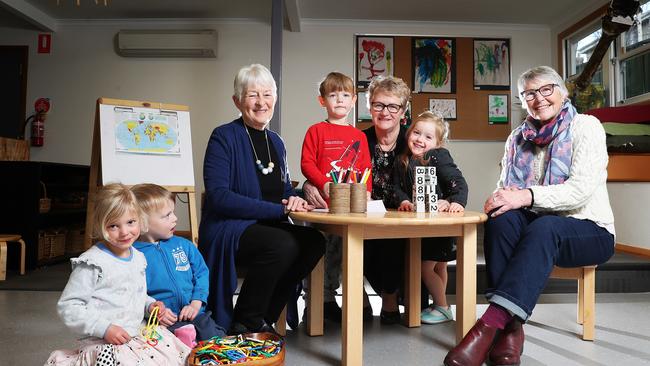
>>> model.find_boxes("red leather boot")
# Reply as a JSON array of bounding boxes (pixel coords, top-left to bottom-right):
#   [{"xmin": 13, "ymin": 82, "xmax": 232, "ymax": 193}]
[
  {"xmin": 444, "ymin": 319, "xmax": 499, "ymax": 366},
  {"xmin": 488, "ymin": 319, "xmax": 524, "ymax": 366}
]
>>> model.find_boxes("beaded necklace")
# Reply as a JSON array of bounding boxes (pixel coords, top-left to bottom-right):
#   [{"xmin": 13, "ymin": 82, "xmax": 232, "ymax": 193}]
[{"xmin": 245, "ymin": 125, "xmax": 274, "ymax": 175}]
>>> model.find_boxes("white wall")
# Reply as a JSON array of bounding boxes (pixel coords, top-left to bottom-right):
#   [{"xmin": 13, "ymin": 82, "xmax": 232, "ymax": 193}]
[{"xmin": 2, "ymin": 19, "xmax": 551, "ymax": 229}]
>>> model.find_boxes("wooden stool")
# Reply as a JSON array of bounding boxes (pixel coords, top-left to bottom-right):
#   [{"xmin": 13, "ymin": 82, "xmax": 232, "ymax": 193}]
[
  {"xmin": 549, "ymin": 265, "xmax": 596, "ymax": 341},
  {"xmin": 0, "ymin": 234, "xmax": 26, "ymax": 281}
]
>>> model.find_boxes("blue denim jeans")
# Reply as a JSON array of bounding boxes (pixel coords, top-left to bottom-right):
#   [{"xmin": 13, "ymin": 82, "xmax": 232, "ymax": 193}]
[{"xmin": 484, "ymin": 209, "xmax": 615, "ymax": 321}]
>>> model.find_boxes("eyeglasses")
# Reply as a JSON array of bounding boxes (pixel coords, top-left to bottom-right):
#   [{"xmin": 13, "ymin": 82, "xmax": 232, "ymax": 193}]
[
  {"xmin": 520, "ymin": 84, "xmax": 558, "ymax": 101},
  {"xmin": 370, "ymin": 102, "xmax": 402, "ymax": 113}
]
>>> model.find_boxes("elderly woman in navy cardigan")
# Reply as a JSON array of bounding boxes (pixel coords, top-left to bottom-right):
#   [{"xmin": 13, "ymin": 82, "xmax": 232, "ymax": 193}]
[{"xmin": 199, "ymin": 64, "xmax": 325, "ymax": 334}]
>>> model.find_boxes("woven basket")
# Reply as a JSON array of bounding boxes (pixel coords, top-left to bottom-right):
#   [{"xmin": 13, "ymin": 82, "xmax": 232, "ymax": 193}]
[
  {"xmin": 39, "ymin": 181, "xmax": 51, "ymax": 213},
  {"xmin": 66, "ymin": 226, "xmax": 86, "ymax": 254},
  {"xmin": 187, "ymin": 332, "xmax": 285, "ymax": 366},
  {"xmin": 38, "ymin": 230, "xmax": 66, "ymax": 261}
]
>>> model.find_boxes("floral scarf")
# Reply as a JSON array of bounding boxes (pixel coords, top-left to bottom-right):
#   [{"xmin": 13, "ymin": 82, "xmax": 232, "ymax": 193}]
[{"xmin": 504, "ymin": 99, "xmax": 577, "ymax": 188}]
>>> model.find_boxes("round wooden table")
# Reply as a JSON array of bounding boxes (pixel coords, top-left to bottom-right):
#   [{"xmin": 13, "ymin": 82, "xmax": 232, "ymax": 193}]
[{"xmin": 290, "ymin": 210, "xmax": 487, "ymax": 366}]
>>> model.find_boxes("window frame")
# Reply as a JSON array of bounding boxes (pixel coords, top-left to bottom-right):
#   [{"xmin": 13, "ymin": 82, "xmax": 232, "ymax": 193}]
[
  {"xmin": 561, "ymin": 18, "xmax": 615, "ymax": 108},
  {"xmin": 616, "ymin": 0, "xmax": 650, "ymax": 104},
  {"xmin": 558, "ymin": 2, "xmax": 650, "ymax": 106}
]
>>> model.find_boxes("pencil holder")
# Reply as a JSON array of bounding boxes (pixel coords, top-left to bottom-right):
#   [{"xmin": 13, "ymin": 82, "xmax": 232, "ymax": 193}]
[
  {"xmin": 329, "ymin": 183, "xmax": 350, "ymax": 214},
  {"xmin": 350, "ymin": 183, "xmax": 367, "ymax": 213}
]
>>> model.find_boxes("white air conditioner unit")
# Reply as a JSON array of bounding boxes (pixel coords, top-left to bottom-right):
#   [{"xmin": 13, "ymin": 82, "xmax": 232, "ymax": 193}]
[{"xmin": 116, "ymin": 29, "xmax": 217, "ymax": 58}]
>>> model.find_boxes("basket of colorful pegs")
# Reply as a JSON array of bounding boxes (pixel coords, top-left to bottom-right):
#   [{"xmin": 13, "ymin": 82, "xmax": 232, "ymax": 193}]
[{"xmin": 187, "ymin": 332, "xmax": 285, "ymax": 366}]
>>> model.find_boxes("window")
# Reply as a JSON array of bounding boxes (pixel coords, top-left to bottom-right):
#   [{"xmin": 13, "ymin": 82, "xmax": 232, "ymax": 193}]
[
  {"xmin": 562, "ymin": 0, "xmax": 650, "ymax": 106},
  {"xmin": 567, "ymin": 26, "xmax": 602, "ymax": 77},
  {"xmin": 564, "ymin": 21, "xmax": 611, "ymax": 109},
  {"xmin": 619, "ymin": 0, "xmax": 650, "ymax": 102}
]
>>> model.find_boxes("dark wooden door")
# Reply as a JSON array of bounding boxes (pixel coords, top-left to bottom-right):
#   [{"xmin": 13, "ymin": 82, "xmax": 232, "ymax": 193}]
[{"xmin": 0, "ymin": 46, "xmax": 28, "ymax": 139}]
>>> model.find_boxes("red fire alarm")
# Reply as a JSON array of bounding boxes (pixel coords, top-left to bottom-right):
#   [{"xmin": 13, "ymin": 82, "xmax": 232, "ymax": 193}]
[{"xmin": 38, "ymin": 34, "xmax": 51, "ymax": 54}]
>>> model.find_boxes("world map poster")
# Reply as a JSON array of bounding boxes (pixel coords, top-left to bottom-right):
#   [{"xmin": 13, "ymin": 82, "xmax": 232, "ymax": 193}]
[{"xmin": 114, "ymin": 111, "xmax": 180, "ymax": 155}]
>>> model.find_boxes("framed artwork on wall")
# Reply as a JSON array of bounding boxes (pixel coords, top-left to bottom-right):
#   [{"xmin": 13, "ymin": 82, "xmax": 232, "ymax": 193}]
[
  {"xmin": 412, "ymin": 37, "xmax": 456, "ymax": 93},
  {"xmin": 473, "ymin": 38, "xmax": 511, "ymax": 90},
  {"xmin": 428, "ymin": 98, "xmax": 457, "ymax": 120},
  {"xmin": 356, "ymin": 91, "xmax": 371, "ymax": 122},
  {"xmin": 356, "ymin": 36, "xmax": 394, "ymax": 88},
  {"xmin": 488, "ymin": 94, "xmax": 508, "ymax": 124}
]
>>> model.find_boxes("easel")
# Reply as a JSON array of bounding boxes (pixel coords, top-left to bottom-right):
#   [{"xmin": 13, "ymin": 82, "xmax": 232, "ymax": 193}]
[{"xmin": 84, "ymin": 98, "xmax": 199, "ymax": 249}]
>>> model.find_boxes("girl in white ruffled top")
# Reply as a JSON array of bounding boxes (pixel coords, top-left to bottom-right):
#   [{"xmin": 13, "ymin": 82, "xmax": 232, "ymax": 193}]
[{"xmin": 45, "ymin": 183, "xmax": 190, "ymax": 366}]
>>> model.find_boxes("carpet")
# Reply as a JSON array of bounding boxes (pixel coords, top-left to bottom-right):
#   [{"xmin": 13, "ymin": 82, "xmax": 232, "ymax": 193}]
[{"xmin": 0, "ymin": 261, "xmax": 70, "ymax": 291}]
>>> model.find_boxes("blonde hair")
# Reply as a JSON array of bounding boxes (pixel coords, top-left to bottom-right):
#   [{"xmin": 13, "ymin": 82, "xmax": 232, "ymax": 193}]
[
  {"xmin": 367, "ymin": 75, "xmax": 411, "ymax": 109},
  {"xmin": 92, "ymin": 183, "xmax": 141, "ymax": 242},
  {"xmin": 319, "ymin": 72, "xmax": 355, "ymax": 97},
  {"xmin": 233, "ymin": 63, "xmax": 277, "ymax": 102},
  {"xmin": 399, "ymin": 111, "xmax": 449, "ymax": 171},
  {"xmin": 131, "ymin": 183, "xmax": 175, "ymax": 233}
]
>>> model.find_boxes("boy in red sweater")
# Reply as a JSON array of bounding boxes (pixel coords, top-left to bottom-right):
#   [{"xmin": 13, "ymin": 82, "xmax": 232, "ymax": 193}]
[{"xmin": 301, "ymin": 72, "xmax": 372, "ymax": 321}]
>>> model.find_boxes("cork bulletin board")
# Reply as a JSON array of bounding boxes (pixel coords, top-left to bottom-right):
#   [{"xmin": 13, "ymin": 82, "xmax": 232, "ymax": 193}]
[{"xmin": 355, "ymin": 35, "xmax": 512, "ymax": 141}]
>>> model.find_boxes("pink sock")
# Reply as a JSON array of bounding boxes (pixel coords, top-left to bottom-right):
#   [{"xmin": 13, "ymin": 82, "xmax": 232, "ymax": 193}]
[
  {"xmin": 481, "ymin": 304, "xmax": 512, "ymax": 329},
  {"xmin": 174, "ymin": 324, "xmax": 197, "ymax": 348}
]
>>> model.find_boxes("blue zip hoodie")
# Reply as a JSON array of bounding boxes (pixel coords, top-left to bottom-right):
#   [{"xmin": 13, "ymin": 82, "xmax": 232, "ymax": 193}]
[{"xmin": 134, "ymin": 236, "xmax": 210, "ymax": 315}]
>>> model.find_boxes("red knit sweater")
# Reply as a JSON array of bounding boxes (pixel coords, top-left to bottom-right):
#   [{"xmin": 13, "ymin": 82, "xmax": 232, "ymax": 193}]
[{"xmin": 301, "ymin": 121, "xmax": 372, "ymax": 192}]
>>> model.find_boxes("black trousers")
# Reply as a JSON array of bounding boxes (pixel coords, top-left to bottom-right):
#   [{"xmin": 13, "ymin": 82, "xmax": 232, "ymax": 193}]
[
  {"xmin": 364, "ymin": 238, "xmax": 405, "ymax": 295},
  {"xmin": 234, "ymin": 221, "xmax": 325, "ymax": 330}
]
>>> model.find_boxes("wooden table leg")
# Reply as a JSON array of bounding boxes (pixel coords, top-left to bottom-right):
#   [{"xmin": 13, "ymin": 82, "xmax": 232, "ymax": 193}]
[
  {"xmin": 0, "ymin": 241, "xmax": 6, "ymax": 281},
  {"xmin": 306, "ymin": 257, "xmax": 324, "ymax": 336},
  {"xmin": 456, "ymin": 223, "xmax": 477, "ymax": 343},
  {"xmin": 342, "ymin": 224, "xmax": 363, "ymax": 366},
  {"xmin": 405, "ymin": 237, "xmax": 422, "ymax": 327}
]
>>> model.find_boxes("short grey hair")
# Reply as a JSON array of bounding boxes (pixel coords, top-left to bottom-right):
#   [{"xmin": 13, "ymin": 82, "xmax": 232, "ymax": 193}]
[
  {"xmin": 517, "ymin": 66, "xmax": 568, "ymax": 106},
  {"xmin": 368, "ymin": 75, "xmax": 411, "ymax": 108},
  {"xmin": 233, "ymin": 64, "xmax": 277, "ymax": 101}
]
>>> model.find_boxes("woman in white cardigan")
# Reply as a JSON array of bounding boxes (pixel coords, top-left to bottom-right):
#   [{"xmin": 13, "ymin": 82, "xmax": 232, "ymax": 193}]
[{"xmin": 445, "ymin": 66, "xmax": 615, "ymax": 366}]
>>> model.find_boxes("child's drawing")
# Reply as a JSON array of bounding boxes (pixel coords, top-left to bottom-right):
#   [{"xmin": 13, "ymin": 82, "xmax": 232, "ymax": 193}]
[
  {"xmin": 474, "ymin": 39, "xmax": 510, "ymax": 90},
  {"xmin": 412, "ymin": 38, "xmax": 456, "ymax": 93},
  {"xmin": 357, "ymin": 36, "xmax": 394, "ymax": 88},
  {"xmin": 488, "ymin": 94, "xmax": 508, "ymax": 124},
  {"xmin": 429, "ymin": 98, "xmax": 457, "ymax": 120}
]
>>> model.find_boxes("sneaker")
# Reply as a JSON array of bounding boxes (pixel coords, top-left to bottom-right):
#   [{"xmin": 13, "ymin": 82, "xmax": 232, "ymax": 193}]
[
  {"xmin": 420, "ymin": 305, "xmax": 453, "ymax": 324},
  {"xmin": 323, "ymin": 301, "xmax": 342, "ymax": 323}
]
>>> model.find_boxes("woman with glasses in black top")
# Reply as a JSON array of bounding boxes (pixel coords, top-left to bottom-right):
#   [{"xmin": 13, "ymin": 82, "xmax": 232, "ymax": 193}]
[{"xmin": 303, "ymin": 75, "xmax": 411, "ymax": 324}]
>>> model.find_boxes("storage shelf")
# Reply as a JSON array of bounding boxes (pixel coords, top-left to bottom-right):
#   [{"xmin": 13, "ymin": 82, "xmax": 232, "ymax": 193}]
[
  {"xmin": 0, "ymin": 161, "xmax": 90, "ymax": 270},
  {"xmin": 40, "ymin": 209, "xmax": 87, "ymax": 217}
]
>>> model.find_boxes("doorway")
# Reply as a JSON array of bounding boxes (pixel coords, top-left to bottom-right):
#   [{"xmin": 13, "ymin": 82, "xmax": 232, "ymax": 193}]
[{"xmin": 0, "ymin": 46, "xmax": 28, "ymax": 139}]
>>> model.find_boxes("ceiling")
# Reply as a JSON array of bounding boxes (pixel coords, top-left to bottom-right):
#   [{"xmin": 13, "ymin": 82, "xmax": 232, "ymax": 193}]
[{"xmin": 1, "ymin": 0, "xmax": 606, "ymax": 31}]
